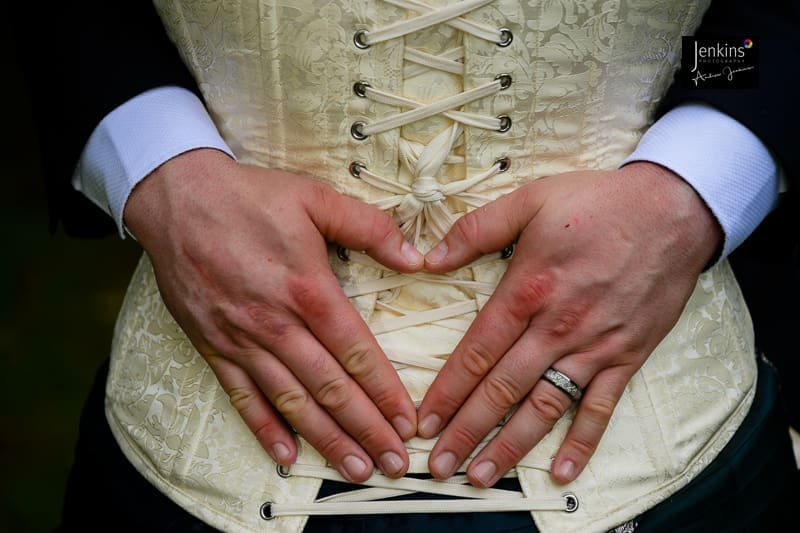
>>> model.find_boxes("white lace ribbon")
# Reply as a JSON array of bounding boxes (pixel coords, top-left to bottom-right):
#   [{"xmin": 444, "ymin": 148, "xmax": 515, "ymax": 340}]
[{"xmin": 262, "ymin": 0, "xmax": 580, "ymax": 521}]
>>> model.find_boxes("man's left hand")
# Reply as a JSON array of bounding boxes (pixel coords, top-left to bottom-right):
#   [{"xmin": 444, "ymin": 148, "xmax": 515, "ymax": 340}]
[{"xmin": 417, "ymin": 162, "xmax": 722, "ymax": 487}]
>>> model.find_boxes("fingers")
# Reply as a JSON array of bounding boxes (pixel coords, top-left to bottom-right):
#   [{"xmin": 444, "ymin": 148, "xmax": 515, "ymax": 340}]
[
  {"xmin": 463, "ymin": 367, "xmax": 582, "ymax": 487},
  {"xmin": 307, "ymin": 184, "xmax": 424, "ymax": 273},
  {"xmin": 417, "ymin": 167, "xmax": 709, "ymax": 489},
  {"xmin": 206, "ymin": 274, "xmax": 413, "ymax": 481},
  {"xmin": 417, "ymin": 262, "xmax": 549, "ymax": 440},
  {"xmin": 456, "ymin": 355, "xmax": 630, "ymax": 488},
  {"xmin": 467, "ymin": 378, "xmax": 574, "ymax": 487},
  {"xmin": 215, "ymin": 337, "xmax": 407, "ymax": 483},
  {"xmin": 204, "ymin": 354, "xmax": 299, "ymax": 466},
  {"xmin": 548, "ymin": 366, "xmax": 628, "ymax": 484},
  {"xmin": 424, "ymin": 185, "xmax": 539, "ymax": 272},
  {"xmin": 422, "ymin": 283, "xmax": 633, "ymax": 487},
  {"xmin": 289, "ymin": 269, "xmax": 418, "ymax": 443},
  {"xmin": 134, "ymin": 162, "xmax": 419, "ymax": 482},
  {"xmin": 256, "ymin": 321, "xmax": 411, "ymax": 479},
  {"xmin": 424, "ymin": 325, "xmax": 559, "ymax": 479}
]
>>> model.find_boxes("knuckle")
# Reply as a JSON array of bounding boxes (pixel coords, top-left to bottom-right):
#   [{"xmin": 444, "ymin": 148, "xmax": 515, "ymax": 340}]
[
  {"xmin": 491, "ymin": 436, "xmax": 528, "ymax": 467},
  {"xmin": 480, "ymin": 374, "xmax": 525, "ymax": 415},
  {"xmin": 370, "ymin": 385, "xmax": 406, "ymax": 413},
  {"xmin": 310, "ymin": 182, "xmax": 347, "ymax": 236},
  {"xmin": 505, "ymin": 273, "xmax": 552, "ymax": 321},
  {"xmin": 543, "ymin": 306, "xmax": 587, "ymax": 340},
  {"xmin": 451, "ymin": 212, "xmax": 482, "ymax": 248},
  {"xmin": 365, "ymin": 211, "xmax": 397, "ymax": 246},
  {"xmin": 339, "ymin": 343, "xmax": 374, "ymax": 380},
  {"xmin": 199, "ymin": 329, "xmax": 236, "ymax": 358},
  {"xmin": 448, "ymin": 422, "xmax": 485, "ymax": 452},
  {"xmin": 308, "ymin": 179, "xmax": 335, "ymax": 204},
  {"xmin": 432, "ymin": 391, "xmax": 469, "ymax": 419},
  {"xmin": 242, "ymin": 303, "xmax": 294, "ymax": 341},
  {"xmin": 272, "ymin": 387, "xmax": 311, "ymax": 419},
  {"xmin": 350, "ymin": 422, "xmax": 385, "ymax": 452},
  {"xmin": 235, "ymin": 346, "xmax": 264, "ymax": 365},
  {"xmin": 286, "ymin": 274, "xmax": 325, "ymax": 312},
  {"xmin": 566, "ymin": 433, "xmax": 599, "ymax": 459},
  {"xmin": 316, "ymin": 376, "xmax": 353, "ymax": 414},
  {"xmin": 580, "ymin": 395, "xmax": 616, "ymax": 427},
  {"xmin": 316, "ymin": 430, "xmax": 350, "ymax": 462},
  {"xmin": 251, "ymin": 418, "xmax": 281, "ymax": 445},
  {"xmin": 367, "ymin": 386, "xmax": 406, "ymax": 419},
  {"xmin": 459, "ymin": 341, "xmax": 499, "ymax": 380},
  {"xmin": 241, "ymin": 302, "xmax": 270, "ymax": 325},
  {"xmin": 526, "ymin": 389, "xmax": 568, "ymax": 427},
  {"xmin": 227, "ymin": 385, "xmax": 261, "ymax": 415}
]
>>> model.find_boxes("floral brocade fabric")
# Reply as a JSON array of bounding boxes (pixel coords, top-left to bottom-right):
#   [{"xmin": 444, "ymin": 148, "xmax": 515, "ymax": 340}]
[{"xmin": 106, "ymin": 1, "xmax": 756, "ymax": 532}]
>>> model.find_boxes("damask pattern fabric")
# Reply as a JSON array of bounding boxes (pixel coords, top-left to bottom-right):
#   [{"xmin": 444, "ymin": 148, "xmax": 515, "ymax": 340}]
[{"xmin": 106, "ymin": 1, "xmax": 756, "ymax": 531}]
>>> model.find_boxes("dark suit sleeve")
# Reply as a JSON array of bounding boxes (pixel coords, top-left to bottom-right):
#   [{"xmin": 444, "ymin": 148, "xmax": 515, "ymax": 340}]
[
  {"xmin": 658, "ymin": 0, "xmax": 800, "ymax": 429},
  {"xmin": 11, "ymin": 1, "xmax": 199, "ymax": 237},
  {"xmin": 659, "ymin": 0, "xmax": 800, "ymax": 185},
  {"xmin": 657, "ymin": 0, "xmax": 799, "ymax": 275}
]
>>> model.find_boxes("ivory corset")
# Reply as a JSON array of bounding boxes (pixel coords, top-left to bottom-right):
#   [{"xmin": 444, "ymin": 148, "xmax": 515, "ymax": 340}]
[{"xmin": 105, "ymin": 1, "xmax": 757, "ymax": 532}]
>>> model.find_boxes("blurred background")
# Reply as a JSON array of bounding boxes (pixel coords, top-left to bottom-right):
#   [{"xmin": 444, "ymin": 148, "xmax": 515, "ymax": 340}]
[{"xmin": 2, "ymin": 25, "xmax": 142, "ymax": 531}]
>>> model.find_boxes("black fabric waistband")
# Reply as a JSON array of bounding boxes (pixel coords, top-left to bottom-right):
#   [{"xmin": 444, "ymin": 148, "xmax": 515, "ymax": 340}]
[
  {"xmin": 58, "ymin": 355, "xmax": 798, "ymax": 532},
  {"xmin": 632, "ymin": 355, "xmax": 799, "ymax": 532}
]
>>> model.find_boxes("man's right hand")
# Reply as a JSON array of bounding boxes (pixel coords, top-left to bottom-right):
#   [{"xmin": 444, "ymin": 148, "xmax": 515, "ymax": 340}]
[{"xmin": 123, "ymin": 148, "xmax": 423, "ymax": 483}]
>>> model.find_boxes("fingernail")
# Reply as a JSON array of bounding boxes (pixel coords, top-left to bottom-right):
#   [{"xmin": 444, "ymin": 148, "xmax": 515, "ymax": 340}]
[
  {"xmin": 425, "ymin": 242, "xmax": 448, "ymax": 265},
  {"xmin": 379, "ymin": 451, "xmax": 405, "ymax": 476},
  {"xmin": 418, "ymin": 414, "xmax": 441, "ymax": 438},
  {"xmin": 554, "ymin": 459, "xmax": 576, "ymax": 482},
  {"xmin": 271, "ymin": 442, "xmax": 292, "ymax": 464},
  {"xmin": 401, "ymin": 240, "xmax": 423, "ymax": 266},
  {"xmin": 472, "ymin": 461, "xmax": 497, "ymax": 487},
  {"xmin": 393, "ymin": 415, "xmax": 415, "ymax": 440},
  {"xmin": 342, "ymin": 455, "xmax": 370, "ymax": 482},
  {"xmin": 431, "ymin": 451, "xmax": 458, "ymax": 478}
]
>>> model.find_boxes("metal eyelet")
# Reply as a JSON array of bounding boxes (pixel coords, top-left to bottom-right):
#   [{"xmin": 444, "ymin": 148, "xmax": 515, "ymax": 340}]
[
  {"xmin": 276, "ymin": 464, "xmax": 291, "ymax": 478},
  {"xmin": 353, "ymin": 29, "xmax": 371, "ymax": 49},
  {"xmin": 353, "ymin": 80, "xmax": 371, "ymax": 98},
  {"xmin": 564, "ymin": 493, "xmax": 579, "ymax": 513},
  {"xmin": 336, "ymin": 245, "xmax": 350, "ymax": 262},
  {"xmin": 501, "ymin": 244, "xmax": 514, "ymax": 259},
  {"xmin": 495, "ymin": 73, "xmax": 512, "ymax": 90},
  {"xmin": 495, "ymin": 157, "xmax": 510, "ymax": 172},
  {"xmin": 260, "ymin": 502, "xmax": 275, "ymax": 521},
  {"xmin": 496, "ymin": 115, "xmax": 512, "ymax": 133},
  {"xmin": 349, "ymin": 161, "xmax": 366, "ymax": 179},
  {"xmin": 497, "ymin": 27, "xmax": 513, "ymax": 47},
  {"xmin": 351, "ymin": 121, "xmax": 369, "ymax": 140}
]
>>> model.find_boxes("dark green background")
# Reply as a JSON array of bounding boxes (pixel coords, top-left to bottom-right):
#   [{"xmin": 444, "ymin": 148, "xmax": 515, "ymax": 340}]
[{"xmin": 3, "ymin": 26, "xmax": 142, "ymax": 532}]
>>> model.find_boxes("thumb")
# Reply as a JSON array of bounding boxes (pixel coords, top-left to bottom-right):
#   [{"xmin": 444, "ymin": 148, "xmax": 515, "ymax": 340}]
[
  {"xmin": 425, "ymin": 186, "xmax": 539, "ymax": 272},
  {"xmin": 307, "ymin": 185, "xmax": 424, "ymax": 273}
]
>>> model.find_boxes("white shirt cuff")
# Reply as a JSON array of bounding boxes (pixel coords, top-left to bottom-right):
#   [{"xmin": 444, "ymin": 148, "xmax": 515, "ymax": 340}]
[
  {"xmin": 72, "ymin": 86, "xmax": 235, "ymax": 238},
  {"xmin": 621, "ymin": 102, "xmax": 779, "ymax": 260}
]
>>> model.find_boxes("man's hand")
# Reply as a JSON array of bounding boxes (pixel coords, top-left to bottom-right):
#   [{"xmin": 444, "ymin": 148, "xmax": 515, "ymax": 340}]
[
  {"xmin": 123, "ymin": 149, "xmax": 423, "ymax": 482},
  {"xmin": 417, "ymin": 162, "xmax": 722, "ymax": 487}
]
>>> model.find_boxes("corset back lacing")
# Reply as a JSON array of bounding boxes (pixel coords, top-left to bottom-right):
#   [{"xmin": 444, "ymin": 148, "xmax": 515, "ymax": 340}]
[{"xmin": 260, "ymin": 0, "xmax": 580, "ymax": 521}]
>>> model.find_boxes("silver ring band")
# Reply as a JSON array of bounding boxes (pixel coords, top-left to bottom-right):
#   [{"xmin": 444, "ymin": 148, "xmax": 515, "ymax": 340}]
[{"xmin": 542, "ymin": 367, "xmax": 583, "ymax": 402}]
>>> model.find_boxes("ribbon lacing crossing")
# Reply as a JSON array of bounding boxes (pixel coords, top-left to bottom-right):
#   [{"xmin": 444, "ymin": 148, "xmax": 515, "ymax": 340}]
[
  {"xmin": 349, "ymin": 0, "xmax": 514, "ymax": 247},
  {"xmin": 261, "ymin": 0, "xmax": 579, "ymax": 520}
]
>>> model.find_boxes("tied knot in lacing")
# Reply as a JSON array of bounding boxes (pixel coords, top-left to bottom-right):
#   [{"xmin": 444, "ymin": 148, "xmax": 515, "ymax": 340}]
[
  {"xmin": 258, "ymin": 0, "xmax": 585, "ymax": 522},
  {"xmin": 397, "ymin": 174, "xmax": 448, "ymax": 240},
  {"xmin": 346, "ymin": 1, "xmax": 517, "ymax": 246},
  {"xmin": 411, "ymin": 176, "xmax": 445, "ymax": 203}
]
